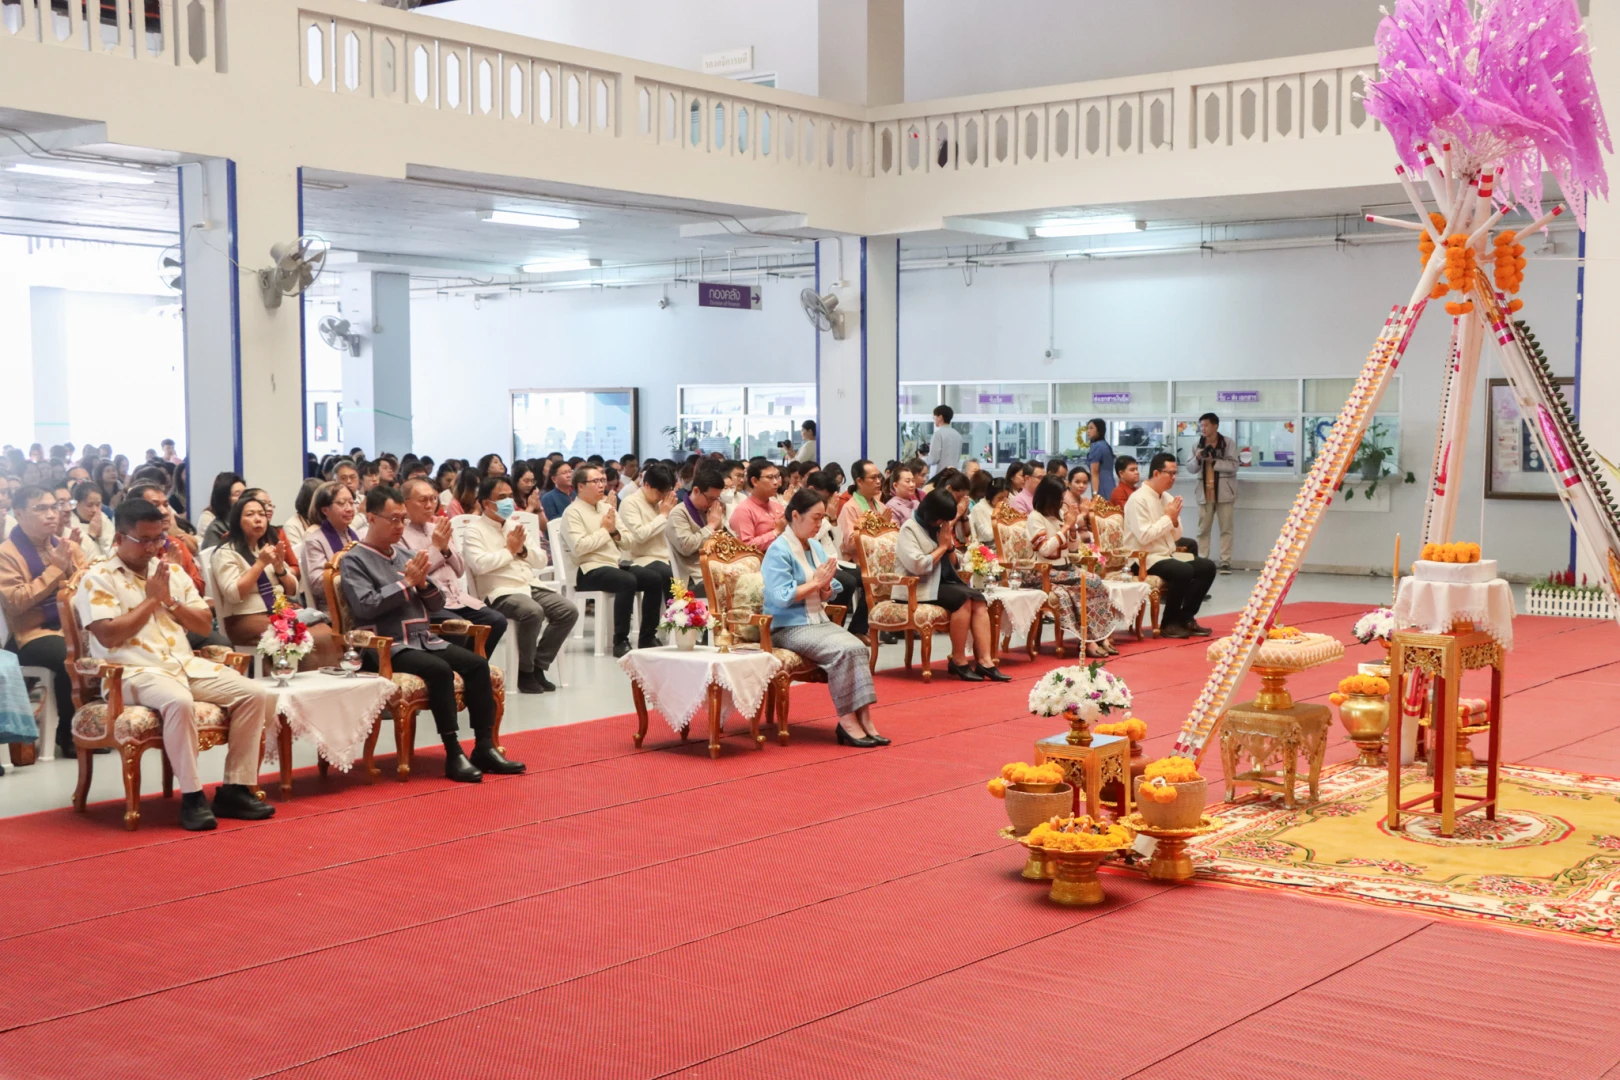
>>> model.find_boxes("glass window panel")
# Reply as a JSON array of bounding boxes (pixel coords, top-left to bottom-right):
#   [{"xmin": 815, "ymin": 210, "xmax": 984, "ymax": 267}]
[
  {"xmin": 745, "ymin": 417, "xmax": 798, "ymax": 460},
  {"xmin": 679, "ymin": 418, "xmax": 741, "ymax": 458},
  {"xmin": 746, "ymin": 384, "xmax": 816, "ymax": 416},
  {"xmin": 1173, "ymin": 418, "xmax": 1297, "ymax": 473},
  {"xmin": 1110, "ymin": 420, "xmax": 1167, "ymax": 465},
  {"xmin": 1173, "ymin": 378, "xmax": 1298, "ymax": 416},
  {"xmin": 679, "ymin": 385, "xmax": 743, "ymax": 416},
  {"xmin": 959, "ymin": 421, "xmax": 996, "ymax": 467},
  {"xmin": 898, "ymin": 420, "xmax": 933, "ymax": 461},
  {"xmin": 1304, "ymin": 376, "xmax": 1400, "ymax": 413},
  {"xmin": 1302, "ymin": 414, "xmax": 1400, "ymax": 475},
  {"xmin": 898, "ymin": 383, "xmax": 941, "ymax": 413},
  {"xmin": 1053, "ymin": 381, "xmax": 1169, "ymax": 415},
  {"xmin": 512, "ymin": 390, "xmax": 635, "ymax": 461},
  {"xmin": 944, "ymin": 383, "xmax": 1049, "ymax": 416},
  {"xmin": 993, "ymin": 421, "xmax": 1049, "ymax": 465}
]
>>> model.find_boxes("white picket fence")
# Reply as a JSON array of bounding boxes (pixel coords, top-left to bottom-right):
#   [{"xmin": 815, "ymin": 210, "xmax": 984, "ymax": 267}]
[{"xmin": 1524, "ymin": 587, "xmax": 1615, "ymax": 620}]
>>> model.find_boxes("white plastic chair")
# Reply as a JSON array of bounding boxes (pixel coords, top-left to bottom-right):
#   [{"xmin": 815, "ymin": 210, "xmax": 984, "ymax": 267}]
[
  {"xmin": 547, "ymin": 518, "xmax": 643, "ymax": 657},
  {"xmin": 1, "ymin": 607, "xmax": 57, "ymax": 761}
]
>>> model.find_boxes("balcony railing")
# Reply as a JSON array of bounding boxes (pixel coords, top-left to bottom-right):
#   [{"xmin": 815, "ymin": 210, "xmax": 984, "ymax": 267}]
[{"xmin": 1, "ymin": 0, "xmax": 222, "ymax": 70}]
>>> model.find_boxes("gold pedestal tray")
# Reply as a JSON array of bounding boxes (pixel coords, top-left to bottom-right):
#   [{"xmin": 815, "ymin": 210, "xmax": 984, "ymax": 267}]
[
  {"xmin": 1121, "ymin": 814, "xmax": 1218, "ymax": 882},
  {"xmin": 1015, "ymin": 838, "xmax": 1126, "ymax": 906},
  {"xmin": 999, "ymin": 825, "xmax": 1051, "ymax": 880}
]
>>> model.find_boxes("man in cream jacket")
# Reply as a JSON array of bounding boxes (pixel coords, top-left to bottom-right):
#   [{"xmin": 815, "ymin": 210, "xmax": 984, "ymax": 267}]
[
  {"xmin": 614, "ymin": 462, "xmax": 676, "ymax": 574},
  {"xmin": 461, "ymin": 475, "xmax": 578, "ymax": 693},
  {"xmin": 561, "ymin": 464, "xmax": 670, "ymax": 657}
]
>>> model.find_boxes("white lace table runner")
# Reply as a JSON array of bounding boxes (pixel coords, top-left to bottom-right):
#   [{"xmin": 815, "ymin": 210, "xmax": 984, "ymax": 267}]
[
  {"xmin": 265, "ymin": 671, "xmax": 399, "ymax": 771},
  {"xmin": 619, "ymin": 646, "xmax": 782, "ymax": 734},
  {"xmin": 1101, "ymin": 579, "xmax": 1151, "ymax": 626},
  {"xmin": 983, "ymin": 586, "xmax": 1049, "ymax": 640},
  {"xmin": 1395, "ymin": 577, "xmax": 1516, "ymax": 651}
]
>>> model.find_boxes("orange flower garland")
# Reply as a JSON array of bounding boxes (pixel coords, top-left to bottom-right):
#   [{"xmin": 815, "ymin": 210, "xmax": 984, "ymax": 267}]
[
  {"xmin": 1144, "ymin": 756, "xmax": 1201, "ymax": 784},
  {"xmin": 1266, "ymin": 626, "xmax": 1303, "ymax": 640},
  {"xmin": 1095, "ymin": 717, "xmax": 1148, "ymax": 741},
  {"xmin": 1418, "ymin": 541, "xmax": 1482, "ymax": 565},
  {"xmin": 1493, "ymin": 229, "xmax": 1527, "ymax": 312},
  {"xmin": 1139, "ymin": 776, "xmax": 1180, "ymax": 804},
  {"xmin": 1025, "ymin": 815, "xmax": 1132, "ymax": 852}
]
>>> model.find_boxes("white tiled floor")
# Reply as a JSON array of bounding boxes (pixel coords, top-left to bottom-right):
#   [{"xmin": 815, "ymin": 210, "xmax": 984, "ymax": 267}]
[{"xmin": 0, "ymin": 572, "xmax": 1528, "ymax": 819}]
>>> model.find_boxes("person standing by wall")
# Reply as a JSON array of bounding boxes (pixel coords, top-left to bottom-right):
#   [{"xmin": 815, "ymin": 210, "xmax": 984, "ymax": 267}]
[
  {"xmin": 1194, "ymin": 412, "xmax": 1239, "ymax": 573},
  {"xmin": 1084, "ymin": 420, "xmax": 1116, "ymax": 501},
  {"xmin": 923, "ymin": 405, "xmax": 963, "ymax": 474}
]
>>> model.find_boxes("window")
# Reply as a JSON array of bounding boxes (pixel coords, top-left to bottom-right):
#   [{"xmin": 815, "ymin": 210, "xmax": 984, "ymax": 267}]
[
  {"xmin": 511, "ymin": 389, "xmax": 637, "ymax": 461},
  {"xmin": 676, "ymin": 383, "xmax": 815, "ymax": 459}
]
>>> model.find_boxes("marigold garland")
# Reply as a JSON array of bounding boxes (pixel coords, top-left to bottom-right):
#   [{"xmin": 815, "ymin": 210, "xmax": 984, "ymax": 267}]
[
  {"xmin": 1418, "ymin": 541, "xmax": 1482, "ymax": 565},
  {"xmin": 1144, "ymin": 756, "xmax": 1201, "ymax": 784},
  {"xmin": 1336, "ymin": 674, "xmax": 1391, "ymax": 697},
  {"xmin": 1094, "ymin": 717, "xmax": 1148, "ymax": 741},
  {"xmin": 1025, "ymin": 815, "xmax": 1132, "ymax": 852},
  {"xmin": 1139, "ymin": 776, "xmax": 1180, "ymax": 804},
  {"xmin": 1266, "ymin": 626, "xmax": 1303, "ymax": 640}
]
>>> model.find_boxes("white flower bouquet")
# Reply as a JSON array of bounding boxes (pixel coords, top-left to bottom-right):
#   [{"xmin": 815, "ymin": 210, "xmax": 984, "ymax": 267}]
[
  {"xmin": 1352, "ymin": 607, "xmax": 1397, "ymax": 645},
  {"xmin": 1028, "ymin": 662, "xmax": 1132, "ymax": 723}
]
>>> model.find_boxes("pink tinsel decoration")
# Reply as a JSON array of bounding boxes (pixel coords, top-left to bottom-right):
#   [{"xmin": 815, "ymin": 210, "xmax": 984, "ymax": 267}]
[{"xmin": 1363, "ymin": 0, "xmax": 1610, "ymax": 226}]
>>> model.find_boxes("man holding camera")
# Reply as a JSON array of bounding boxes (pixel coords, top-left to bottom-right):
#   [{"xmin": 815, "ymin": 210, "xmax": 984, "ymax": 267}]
[{"xmin": 1194, "ymin": 412, "xmax": 1239, "ymax": 574}]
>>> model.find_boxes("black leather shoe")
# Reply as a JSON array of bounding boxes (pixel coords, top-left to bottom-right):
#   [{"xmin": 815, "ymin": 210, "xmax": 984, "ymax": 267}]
[
  {"xmin": 533, "ymin": 670, "xmax": 556, "ymax": 692},
  {"xmin": 836, "ymin": 724, "xmax": 881, "ymax": 748},
  {"xmin": 1160, "ymin": 623, "xmax": 1192, "ymax": 639},
  {"xmin": 977, "ymin": 664, "xmax": 1012, "ymax": 683},
  {"xmin": 179, "ymin": 792, "xmax": 217, "ymax": 831},
  {"xmin": 612, "ymin": 640, "xmax": 632, "ymax": 659},
  {"xmin": 878, "ymin": 631, "xmax": 902, "ymax": 645},
  {"xmin": 445, "ymin": 752, "xmax": 484, "ymax": 783},
  {"xmin": 212, "ymin": 784, "xmax": 275, "ymax": 821},
  {"xmin": 1186, "ymin": 621, "xmax": 1213, "ymax": 637},
  {"xmin": 517, "ymin": 671, "xmax": 547, "ymax": 694},
  {"xmin": 948, "ymin": 660, "xmax": 985, "ymax": 682},
  {"xmin": 867, "ymin": 732, "xmax": 891, "ymax": 745},
  {"xmin": 470, "ymin": 746, "xmax": 526, "ymax": 774}
]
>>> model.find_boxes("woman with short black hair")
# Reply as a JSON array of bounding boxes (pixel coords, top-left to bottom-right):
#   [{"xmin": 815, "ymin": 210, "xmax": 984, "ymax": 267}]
[
  {"xmin": 1028, "ymin": 475, "xmax": 1123, "ymax": 658},
  {"xmin": 894, "ymin": 489, "xmax": 1008, "ymax": 683}
]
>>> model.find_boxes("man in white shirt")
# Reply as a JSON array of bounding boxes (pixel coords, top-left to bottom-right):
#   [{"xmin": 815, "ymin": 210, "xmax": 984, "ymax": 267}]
[
  {"xmin": 616, "ymin": 463, "xmax": 676, "ymax": 572},
  {"xmin": 923, "ymin": 405, "xmax": 964, "ymax": 473},
  {"xmin": 561, "ymin": 464, "xmax": 670, "ymax": 657},
  {"xmin": 462, "ymin": 475, "xmax": 578, "ymax": 692},
  {"xmin": 1123, "ymin": 452, "xmax": 1217, "ymax": 639},
  {"xmin": 397, "ymin": 477, "xmax": 509, "ymax": 658}
]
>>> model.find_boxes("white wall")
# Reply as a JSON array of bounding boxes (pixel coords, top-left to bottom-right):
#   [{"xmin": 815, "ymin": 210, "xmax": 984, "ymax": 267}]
[
  {"xmin": 898, "ymin": 241, "xmax": 1579, "ymax": 579},
  {"xmin": 408, "ymin": 278, "xmax": 817, "ymax": 462}
]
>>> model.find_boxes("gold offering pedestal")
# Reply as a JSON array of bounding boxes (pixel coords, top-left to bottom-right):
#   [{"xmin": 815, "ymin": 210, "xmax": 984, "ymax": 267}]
[
  {"xmin": 1000, "ymin": 826, "xmax": 1051, "ymax": 880},
  {"xmin": 1387, "ymin": 622, "xmax": 1504, "ymax": 838},
  {"xmin": 1015, "ymin": 840, "xmax": 1121, "ymax": 906},
  {"xmin": 1121, "ymin": 814, "xmax": 1219, "ymax": 882},
  {"xmin": 1209, "ymin": 634, "xmax": 1343, "ymax": 809},
  {"xmin": 1034, "ymin": 733, "xmax": 1132, "ymax": 821}
]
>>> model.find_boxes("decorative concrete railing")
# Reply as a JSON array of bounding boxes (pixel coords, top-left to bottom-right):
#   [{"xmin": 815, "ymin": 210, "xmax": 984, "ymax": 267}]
[{"xmin": 1, "ymin": 0, "xmax": 222, "ymax": 70}]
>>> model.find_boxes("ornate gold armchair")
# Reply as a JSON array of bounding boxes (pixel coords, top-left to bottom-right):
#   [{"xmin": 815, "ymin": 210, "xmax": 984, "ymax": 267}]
[
  {"xmin": 699, "ymin": 531, "xmax": 845, "ymax": 745},
  {"xmin": 60, "ymin": 570, "xmax": 255, "ymax": 831},
  {"xmin": 1089, "ymin": 499, "xmax": 1162, "ymax": 639},
  {"xmin": 852, "ymin": 514, "xmax": 949, "ymax": 681},
  {"xmin": 990, "ymin": 503, "xmax": 1062, "ymax": 659},
  {"xmin": 324, "ymin": 549, "xmax": 504, "ymax": 781}
]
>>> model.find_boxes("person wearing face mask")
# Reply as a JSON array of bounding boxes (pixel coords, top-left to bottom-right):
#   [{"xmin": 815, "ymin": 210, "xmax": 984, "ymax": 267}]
[
  {"xmin": 301, "ymin": 481, "xmax": 365, "ymax": 613},
  {"xmin": 461, "ymin": 476, "xmax": 577, "ymax": 693}
]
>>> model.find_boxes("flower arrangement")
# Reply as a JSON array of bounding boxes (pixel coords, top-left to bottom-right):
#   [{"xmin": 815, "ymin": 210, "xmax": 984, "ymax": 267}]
[
  {"xmin": 1419, "ymin": 542, "xmax": 1481, "ymax": 565},
  {"xmin": 1352, "ymin": 607, "xmax": 1396, "ymax": 645},
  {"xmin": 1329, "ymin": 674, "xmax": 1391, "ymax": 706},
  {"xmin": 1144, "ymin": 756, "xmax": 1201, "ymax": 784},
  {"xmin": 1028, "ymin": 663, "xmax": 1131, "ymax": 722},
  {"xmin": 1025, "ymin": 815, "xmax": 1132, "ymax": 852},
  {"xmin": 1266, "ymin": 626, "xmax": 1303, "ymax": 640},
  {"xmin": 659, "ymin": 579, "xmax": 712, "ymax": 632},
  {"xmin": 963, "ymin": 543, "xmax": 1000, "ymax": 581},
  {"xmin": 1138, "ymin": 777, "xmax": 1180, "ymax": 804},
  {"xmin": 986, "ymin": 761, "xmax": 1065, "ymax": 798},
  {"xmin": 258, "ymin": 597, "xmax": 313, "ymax": 676},
  {"xmin": 1094, "ymin": 717, "xmax": 1147, "ymax": 741}
]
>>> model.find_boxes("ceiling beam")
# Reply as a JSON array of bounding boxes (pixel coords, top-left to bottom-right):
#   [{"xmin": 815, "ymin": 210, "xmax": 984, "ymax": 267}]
[
  {"xmin": 939, "ymin": 216, "xmax": 1031, "ymax": 240},
  {"xmin": 678, "ymin": 213, "xmax": 813, "ymax": 239}
]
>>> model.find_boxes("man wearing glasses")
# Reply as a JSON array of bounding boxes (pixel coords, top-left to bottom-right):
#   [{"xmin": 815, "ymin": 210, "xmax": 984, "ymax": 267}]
[
  {"xmin": 561, "ymin": 464, "xmax": 670, "ymax": 658},
  {"xmin": 75, "ymin": 499, "xmax": 276, "ymax": 830},
  {"xmin": 0, "ymin": 485, "xmax": 87, "ymax": 757},
  {"xmin": 1122, "ymin": 452, "xmax": 1218, "ymax": 639}
]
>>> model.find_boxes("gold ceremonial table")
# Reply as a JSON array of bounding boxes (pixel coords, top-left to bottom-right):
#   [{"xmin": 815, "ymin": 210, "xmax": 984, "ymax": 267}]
[
  {"xmin": 1386, "ymin": 623, "xmax": 1504, "ymax": 837},
  {"xmin": 1034, "ymin": 732, "xmax": 1132, "ymax": 820}
]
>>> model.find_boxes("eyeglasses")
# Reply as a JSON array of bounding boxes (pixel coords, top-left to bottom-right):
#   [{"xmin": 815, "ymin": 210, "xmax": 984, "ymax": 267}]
[
  {"xmin": 582, "ymin": 477, "xmax": 607, "ymax": 486},
  {"xmin": 375, "ymin": 514, "xmax": 408, "ymax": 526}
]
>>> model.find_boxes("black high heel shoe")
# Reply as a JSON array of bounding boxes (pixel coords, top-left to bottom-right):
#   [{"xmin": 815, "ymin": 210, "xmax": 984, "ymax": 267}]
[
  {"xmin": 948, "ymin": 659, "xmax": 985, "ymax": 682},
  {"xmin": 976, "ymin": 664, "xmax": 1012, "ymax": 683},
  {"xmin": 837, "ymin": 724, "xmax": 881, "ymax": 748},
  {"xmin": 866, "ymin": 731, "xmax": 891, "ymax": 745}
]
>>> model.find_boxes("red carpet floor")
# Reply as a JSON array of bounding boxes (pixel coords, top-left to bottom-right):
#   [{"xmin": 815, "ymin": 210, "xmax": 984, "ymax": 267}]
[{"xmin": 2, "ymin": 601, "xmax": 1619, "ymax": 1079}]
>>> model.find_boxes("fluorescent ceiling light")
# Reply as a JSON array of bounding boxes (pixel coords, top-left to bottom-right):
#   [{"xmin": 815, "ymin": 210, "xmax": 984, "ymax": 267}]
[
  {"xmin": 1033, "ymin": 218, "xmax": 1146, "ymax": 238},
  {"xmin": 7, "ymin": 162, "xmax": 155, "ymax": 185},
  {"xmin": 482, "ymin": 209, "xmax": 581, "ymax": 230},
  {"xmin": 521, "ymin": 258, "xmax": 601, "ymax": 273}
]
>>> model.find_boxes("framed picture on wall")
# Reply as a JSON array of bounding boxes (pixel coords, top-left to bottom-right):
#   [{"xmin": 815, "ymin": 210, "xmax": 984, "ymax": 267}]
[{"xmin": 1484, "ymin": 376, "xmax": 1572, "ymax": 500}]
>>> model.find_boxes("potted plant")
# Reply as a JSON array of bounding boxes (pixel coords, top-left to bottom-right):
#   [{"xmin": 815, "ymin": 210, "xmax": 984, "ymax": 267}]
[
  {"xmin": 1028, "ymin": 662, "xmax": 1132, "ymax": 746},
  {"xmin": 1135, "ymin": 756, "xmax": 1206, "ymax": 829},
  {"xmin": 1342, "ymin": 420, "xmax": 1416, "ymax": 500},
  {"xmin": 988, "ymin": 761, "xmax": 1073, "ymax": 835},
  {"xmin": 659, "ymin": 580, "xmax": 711, "ymax": 650}
]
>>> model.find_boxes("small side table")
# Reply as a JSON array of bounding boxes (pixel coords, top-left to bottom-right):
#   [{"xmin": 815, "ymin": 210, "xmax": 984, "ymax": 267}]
[
  {"xmin": 1034, "ymin": 732, "xmax": 1132, "ymax": 820},
  {"xmin": 265, "ymin": 670, "xmax": 400, "ymax": 798},
  {"xmin": 621, "ymin": 646, "xmax": 782, "ymax": 759},
  {"xmin": 984, "ymin": 585, "xmax": 1049, "ymax": 663},
  {"xmin": 1387, "ymin": 623, "xmax": 1504, "ymax": 837},
  {"xmin": 1218, "ymin": 703, "xmax": 1332, "ymax": 808}
]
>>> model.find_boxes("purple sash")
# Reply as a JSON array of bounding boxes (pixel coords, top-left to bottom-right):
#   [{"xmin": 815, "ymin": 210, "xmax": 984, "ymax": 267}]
[
  {"xmin": 319, "ymin": 520, "xmax": 358, "ymax": 555},
  {"xmin": 680, "ymin": 490, "xmax": 704, "ymax": 530},
  {"xmin": 254, "ymin": 560, "xmax": 278, "ymax": 611},
  {"xmin": 8, "ymin": 526, "xmax": 60, "ymax": 630}
]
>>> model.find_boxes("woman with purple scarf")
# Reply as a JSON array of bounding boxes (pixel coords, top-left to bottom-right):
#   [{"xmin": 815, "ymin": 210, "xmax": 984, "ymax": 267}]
[
  {"xmin": 213, "ymin": 493, "xmax": 339, "ymax": 668},
  {"xmin": 300, "ymin": 481, "xmax": 366, "ymax": 613}
]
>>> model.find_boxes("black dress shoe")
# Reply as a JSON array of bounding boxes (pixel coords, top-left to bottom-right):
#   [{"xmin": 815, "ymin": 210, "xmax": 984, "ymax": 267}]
[
  {"xmin": 948, "ymin": 660, "xmax": 985, "ymax": 682},
  {"xmin": 516, "ymin": 671, "xmax": 547, "ymax": 694},
  {"xmin": 470, "ymin": 746, "xmax": 526, "ymax": 774},
  {"xmin": 444, "ymin": 752, "xmax": 484, "ymax": 783},
  {"xmin": 867, "ymin": 732, "xmax": 891, "ymax": 745},
  {"xmin": 836, "ymin": 724, "xmax": 881, "ymax": 748},
  {"xmin": 1160, "ymin": 623, "xmax": 1192, "ymax": 639},
  {"xmin": 212, "ymin": 784, "xmax": 276, "ymax": 821},
  {"xmin": 976, "ymin": 664, "xmax": 1012, "ymax": 683},
  {"xmin": 612, "ymin": 640, "xmax": 632, "ymax": 659},
  {"xmin": 533, "ymin": 670, "xmax": 556, "ymax": 692},
  {"xmin": 878, "ymin": 631, "xmax": 902, "ymax": 645},
  {"xmin": 1186, "ymin": 621, "xmax": 1213, "ymax": 637},
  {"xmin": 179, "ymin": 792, "xmax": 217, "ymax": 831}
]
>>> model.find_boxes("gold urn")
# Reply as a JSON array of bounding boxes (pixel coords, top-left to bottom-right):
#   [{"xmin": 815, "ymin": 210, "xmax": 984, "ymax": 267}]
[{"xmin": 1336, "ymin": 693, "xmax": 1390, "ymax": 767}]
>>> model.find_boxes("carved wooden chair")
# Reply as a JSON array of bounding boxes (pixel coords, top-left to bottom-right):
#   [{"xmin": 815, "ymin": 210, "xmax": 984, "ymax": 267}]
[
  {"xmin": 989, "ymin": 503, "xmax": 1063, "ymax": 659},
  {"xmin": 60, "ymin": 569, "xmax": 257, "ymax": 831},
  {"xmin": 851, "ymin": 513, "xmax": 949, "ymax": 681},
  {"xmin": 699, "ymin": 531, "xmax": 845, "ymax": 746},
  {"xmin": 323, "ymin": 548, "xmax": 505, "ymax": 781},
  {"xmin": 1089, "ymin": 498, "xmax": 1162, "ymax": 639}
]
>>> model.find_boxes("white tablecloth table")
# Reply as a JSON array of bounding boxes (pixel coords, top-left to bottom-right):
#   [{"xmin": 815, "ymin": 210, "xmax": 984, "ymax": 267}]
[
  {"xmin": 983, "ymin": 585, "xmax": 1050, "ymax": 658},
  {"xmin": 619, "ymin": 645, "xmax": 782, "ymax": 758},
  {"xmin": 1395, "ymin": 576, "xmax": 1516, "ymax": 651},
  {"xmin": 262, "ymin": 670, "xmax": 399, "ymax": 797}
]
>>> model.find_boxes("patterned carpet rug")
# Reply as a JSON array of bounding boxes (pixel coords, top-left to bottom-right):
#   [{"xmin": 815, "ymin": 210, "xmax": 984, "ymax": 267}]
[{"xmin": 1187, "ymin": 762, "xmax": 1620, "ymax": 940}]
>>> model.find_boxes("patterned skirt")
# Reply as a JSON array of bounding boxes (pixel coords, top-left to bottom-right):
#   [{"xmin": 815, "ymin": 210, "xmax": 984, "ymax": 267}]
[{"xmin": 1046, "ymin": 568, "xmax": 1126, "ymax": 642}]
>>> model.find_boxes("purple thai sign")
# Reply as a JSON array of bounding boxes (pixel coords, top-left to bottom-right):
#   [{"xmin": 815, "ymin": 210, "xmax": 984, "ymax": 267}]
[
  {"xmin": 697, "ymin": 282, "xmax": 761, "ymax": 310},
  {"xmin": 1216, "ymin": 390, "xmax": 1261, "ymax": 403},
  {"xmin": 1092, "ymin": 391, "xmax": 1132, "ymax": 405},
  {"xmin": 978, "ymin": 393, "xmax": 1014, "ymax": 404}
]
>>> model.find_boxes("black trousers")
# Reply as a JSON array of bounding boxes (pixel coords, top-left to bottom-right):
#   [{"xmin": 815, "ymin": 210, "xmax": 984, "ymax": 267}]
[
  {"xmin": 11, "ymin": 634, "xmax": 74, "ymax": 741},
  {"xmin": 577, "ymin": 562, "xmax": 671, "ymax": 646},
  {"xmin": 442, "ymin": 603, "xmax": 509, "ymax": 654},
  {"xmin": 834, "ymin": 566, "xmax": 867, "ymax": 635},
  {"xmin": 364, "ymin": 643, "xmax": 496, "ymax": 737},
  {"xmin": 1149, "ymin": 556, "xmax": 1219, "ymax": 627}
]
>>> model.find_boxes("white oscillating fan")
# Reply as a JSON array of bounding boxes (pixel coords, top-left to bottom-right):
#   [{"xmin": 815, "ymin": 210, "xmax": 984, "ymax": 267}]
[
  {"xmin": 799, "ymin": 288, "xmax": 847, "ymax": 340},
  {"xmin": 317, "ymin": 314, "xmax": 362, "ymax": 355},
  {"xmin": 258, "ymin": 236, "xmax": 328, "ymax": 309}
]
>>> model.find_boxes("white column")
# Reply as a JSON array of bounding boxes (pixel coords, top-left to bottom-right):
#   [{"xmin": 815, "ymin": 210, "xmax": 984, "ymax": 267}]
[
  {"xmin": 28, "ymin": 287, "xmax": 69, "ymax": 447},
  {"xmin": 335, "ymin": 271, "xmax": 413, "ymax": 457},
  {"xmin": 817, "ymin": 0, "xmax": 903, "ymax": 106},
  {"xmin": 815, "ymin": 236, "xmax": 899, "ymax": 467},
  {"xmin": 178, "ymin": 159, "xmax": 240, "ymax": 511}
]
